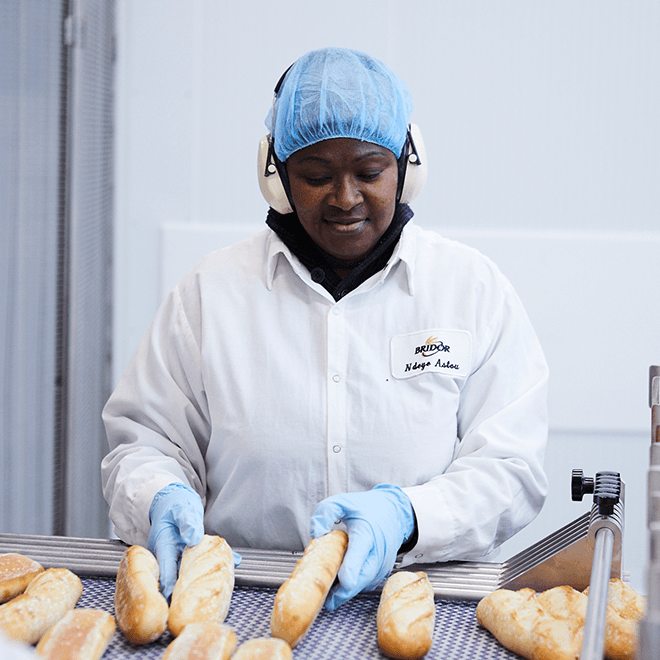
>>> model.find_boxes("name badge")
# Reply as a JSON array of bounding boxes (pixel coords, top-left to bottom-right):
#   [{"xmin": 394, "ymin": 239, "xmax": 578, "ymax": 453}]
[{"xmin": 390, "ymin": 329, "xmax": 471, "ymax": 379}]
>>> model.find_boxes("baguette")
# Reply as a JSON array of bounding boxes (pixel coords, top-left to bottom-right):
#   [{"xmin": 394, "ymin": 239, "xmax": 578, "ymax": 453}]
[
  {"xmin": 0, "ymin": 553, "xmax": 44, "ymax": 603},
  {"xmin": 377, "ymin": 571, "xmax": 435, "ymax": 659},
  {"xmin": 270, "ymin": 530, "xmax": 348, "ymax": 648},
  {"xmin": 114, "ymin": 545, "xmax": 168, "ymax": 644},
  {"xmin": 477, "ymin": 586, "xmax": 586, "ymax": 660},
  {"xmin": 35, "ymin": 608, "xmax": 116, "ymax": 660},
  {"xmin": 232, "ymin": 637, "xmax": 292, "ymax": 660},
  {"xmin": 162, "ymin": 622, "xmax": 237, "ymax": 660},
  {"xmin": 168, "ymin": 535, "xmax": 235, "ymax": 637},
  {"xmin": 583, "ymin": 578, "xmax": 646, "ymax": 660},
  {"xmin": 476, "ymin": 580, "xmax": 646, "ymax": 660},
  {"xmin": 0, "ymin": 568, "xmax": 82, "ymax": 645}
]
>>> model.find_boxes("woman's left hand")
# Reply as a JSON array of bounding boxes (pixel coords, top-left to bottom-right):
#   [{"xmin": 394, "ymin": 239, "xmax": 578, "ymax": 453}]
[{"xmin": 310, "ymin": 484, "xmax": 415, "ymax": 610}]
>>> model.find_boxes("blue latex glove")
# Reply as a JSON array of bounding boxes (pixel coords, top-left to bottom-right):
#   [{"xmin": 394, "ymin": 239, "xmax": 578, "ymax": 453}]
[
  {"xmin": 147, "ymin": 483, "xmax": 205, "ymax": 599},
  {"xmin": 147, "ymin": 483, "xmax": 243, "ymax": 599},
  {"xmin": 310, "ymin": 484, "xmax": 415, "ymax": 610}
]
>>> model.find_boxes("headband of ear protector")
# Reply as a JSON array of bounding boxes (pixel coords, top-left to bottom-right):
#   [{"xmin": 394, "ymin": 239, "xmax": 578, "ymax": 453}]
[{"xmin": 258, "ymin": 68, "xmax": 428, "ymax": 215}]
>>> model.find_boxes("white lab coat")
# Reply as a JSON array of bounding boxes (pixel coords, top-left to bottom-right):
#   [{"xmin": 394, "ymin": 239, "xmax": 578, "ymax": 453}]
[
  {"xmin": 101, "ymin": 221, "xmax": 548, "ymax": 567},
  {"xmin": 0, "ymin": 632, "xmax": 37, "ymax": 659}
]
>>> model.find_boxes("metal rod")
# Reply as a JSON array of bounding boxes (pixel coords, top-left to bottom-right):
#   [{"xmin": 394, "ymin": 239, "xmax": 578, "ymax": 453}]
[{"xmin": 580, "ymin": 526, "xmax": 614, "ymax": 660}]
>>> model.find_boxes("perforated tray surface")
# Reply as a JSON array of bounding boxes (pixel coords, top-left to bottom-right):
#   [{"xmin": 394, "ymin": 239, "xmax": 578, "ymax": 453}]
[{"xmin": 78, "ymin": 577, "xmax": 521, "ymax": 659}]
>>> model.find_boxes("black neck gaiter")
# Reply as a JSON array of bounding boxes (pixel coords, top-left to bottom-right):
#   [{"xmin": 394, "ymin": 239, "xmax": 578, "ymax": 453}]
[{"xmin": 266, "ymin": 203, "xmax": 414, "ymax": 301}]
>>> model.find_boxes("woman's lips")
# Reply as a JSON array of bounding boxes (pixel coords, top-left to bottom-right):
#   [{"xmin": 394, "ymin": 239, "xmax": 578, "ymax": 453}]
[{"xmin": 324, "ymin": 218, "xmax": 367, "ymax": 233}]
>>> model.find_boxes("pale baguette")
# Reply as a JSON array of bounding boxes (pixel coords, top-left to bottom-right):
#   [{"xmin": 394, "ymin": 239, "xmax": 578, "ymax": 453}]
[
  {"xmin": 0, "ymin": 553, "xmax": 44, "ymax": 603},
  {"xmin": 232, "ymin": 637, "xmax": 292, "ymax": 660},
  {"xmin": 0, "ymin": 568, "xmax": 82, "ymax": 645},
  {"xmin": 35, "ymin": 608, "xmax": 115, "ymax": 660},
  {"xmin": 162, "ymin": 622, "xmax": 237, "ymax": 660},
  {"xmin": 477, "ymin": 580, "xmax": 646, "ymax": 660},
  {"xmin": 477, "ymin": 586, "xmax": 586, "ymax": 660},
  {"xmin": 270, "ymin": 529, "xmax": 348, "ymax": 648},
  {"xmin": 114, "ymin": 545, "xmax": 168, "ymax": 644},
  {"xmin": 167, "ymin": 534, "xmax": 235, "ymax": 637},
  {"xmin": 377, "ymin": 571, "xmax": 435, "ymax": 659}
]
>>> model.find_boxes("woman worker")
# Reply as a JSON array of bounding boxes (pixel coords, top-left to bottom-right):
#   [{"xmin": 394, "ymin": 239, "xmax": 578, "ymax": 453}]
[{"xmin": 101, "ymin": 47, "xmax": 549, "ymax": 610}]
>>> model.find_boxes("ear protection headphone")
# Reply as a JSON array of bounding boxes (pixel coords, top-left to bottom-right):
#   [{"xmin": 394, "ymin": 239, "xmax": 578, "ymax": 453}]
[{"xmin": 258, "ymin": 70, "xmax": 428, "ymax": 215}]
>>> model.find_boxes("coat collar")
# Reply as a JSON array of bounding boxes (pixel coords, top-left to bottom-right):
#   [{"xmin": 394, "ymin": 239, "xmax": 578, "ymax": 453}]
[{"xmin": 265, "ymin": 219, "xmax": 418, "ymax": 297}]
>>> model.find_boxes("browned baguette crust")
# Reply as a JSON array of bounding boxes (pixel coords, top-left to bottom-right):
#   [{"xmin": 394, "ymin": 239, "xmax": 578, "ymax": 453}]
[
  {"xmin": 0, "ymin": 553, "xmax": 44, "ymax": 603},
  {"xmin": 35, "ymin": 608, "xmax": 116, "ymax": 660},
  {"xmin": 0, "ymin": 568, "xmax": 82, "ymax": 645},
  {"xmin": 377, "ymin": 571, "xmax": 435, "ymax": 660},
  {"xmin": 476, "ymin": 580, "xmax": 646, "ymax": 660},
  {"xmin": 162, "ymin": 622, "xmax": 237, "ymax": 660},
  {"xmin": 583, "ymin": 578, "xmax": 646, "ymax": 660},
  {"xmin": 270, "ymin": 530, "xmax": 348, "ymax": 648},
  {"xmin": 232, "ymin": 637, "xmax": 293, "ymax": 660},
  {"xmin": 168, "ymin": 535, "xmax": 235, "ymax": 637},
  {"xmin": 0, "ymin": 553, "xmax": 45, "ymax": 604},
  {"xmin": 114, "ymin": 545, "xmax": 168, "ymax": 644}
]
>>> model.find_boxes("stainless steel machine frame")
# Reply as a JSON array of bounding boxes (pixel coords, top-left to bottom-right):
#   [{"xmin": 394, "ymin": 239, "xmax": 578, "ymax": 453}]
[{"xmin": 637, "ymin": 365, "xmax": 660, "ymax": 659}]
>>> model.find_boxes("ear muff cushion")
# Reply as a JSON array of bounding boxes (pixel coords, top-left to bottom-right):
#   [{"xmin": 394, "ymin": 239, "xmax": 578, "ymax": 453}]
[
  {"xmin": 399, "ymin": 124, "xmax": 427, "ymax": 205},
  {"xmin": 258, "ymin": 136, "xmax": 293, "ymax": 214}
]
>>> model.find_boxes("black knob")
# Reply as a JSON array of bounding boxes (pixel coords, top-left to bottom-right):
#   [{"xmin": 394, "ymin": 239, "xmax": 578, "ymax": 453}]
[{"xmin": 571, "ymin": 469, "xmax": 595, "ymax": 501}]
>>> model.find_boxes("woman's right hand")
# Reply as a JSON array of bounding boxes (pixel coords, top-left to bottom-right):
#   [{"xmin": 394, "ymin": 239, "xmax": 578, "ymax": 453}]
[{"xmin": 146, "ymin": 483, "xmax": 205, "ymax": 599}]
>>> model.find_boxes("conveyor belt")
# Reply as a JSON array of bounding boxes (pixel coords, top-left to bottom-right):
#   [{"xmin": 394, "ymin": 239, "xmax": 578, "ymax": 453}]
[{"xmin": 74, "ymin": 576, "xmax": 520, "ymax": 660}]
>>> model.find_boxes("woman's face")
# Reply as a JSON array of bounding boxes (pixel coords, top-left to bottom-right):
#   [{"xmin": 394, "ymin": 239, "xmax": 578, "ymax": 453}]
[{"xmin": 286, "ymin": 138, "xmax": 399, "ymax": 265}]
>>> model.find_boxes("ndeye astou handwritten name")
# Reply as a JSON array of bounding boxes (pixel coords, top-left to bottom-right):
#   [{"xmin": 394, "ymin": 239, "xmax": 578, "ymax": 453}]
[{"xmin": 404, "ymin": 359, "xmax": 460, "ymax": 373}]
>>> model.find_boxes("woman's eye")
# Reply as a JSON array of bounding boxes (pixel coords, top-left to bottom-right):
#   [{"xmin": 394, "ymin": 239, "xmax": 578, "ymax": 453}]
[
  {"xmin": 300, "ymin": 169, "xmax": 383, "ymax": 185},
  {"xmin": 359, "ymin": 171, "xmax": 382, "ymax": 181},
  {"xmin": 305, "ymin": 176, "xmax": 331, "ymax": 185}
]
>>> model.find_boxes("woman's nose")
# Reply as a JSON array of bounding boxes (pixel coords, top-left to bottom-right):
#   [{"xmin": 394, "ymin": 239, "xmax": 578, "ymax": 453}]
[{"xmin": 331, "ymin": 176, "xmax": 362, "ymax": 210}]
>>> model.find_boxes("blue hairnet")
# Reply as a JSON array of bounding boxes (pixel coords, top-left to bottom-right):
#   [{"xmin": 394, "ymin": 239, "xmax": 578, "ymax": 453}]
[{"xmin": 267, "ymin": 47, "xmax": 413, "ymax": 162}]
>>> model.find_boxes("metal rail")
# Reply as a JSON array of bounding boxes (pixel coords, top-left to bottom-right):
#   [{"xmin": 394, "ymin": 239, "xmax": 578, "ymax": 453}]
[
  {"xmin": 0, "ymin": 533, "xmax": 502, "ymax": 601},
  {"xmin": 0, "ymin": 500, "xmax": 619, "ymax": 604},
  {"xmin": 580, "ymin": 527, "xmax": 615, "ymax": 660}
]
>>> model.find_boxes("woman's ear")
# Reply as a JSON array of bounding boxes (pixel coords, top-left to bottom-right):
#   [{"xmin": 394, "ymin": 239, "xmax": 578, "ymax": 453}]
[
  {"xmin": 258, "ymin": 136, "xmax": 293, "ymax": 214},
  {"xmin": 398, "ymin": 124, "xmax": 428, "ymax": 205}
]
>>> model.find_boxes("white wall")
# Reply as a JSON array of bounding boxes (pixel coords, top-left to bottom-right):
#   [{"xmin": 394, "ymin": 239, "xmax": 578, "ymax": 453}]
[{"xmin": 114, "ymin": 1, "xmax": 660, "ymax": 591}]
